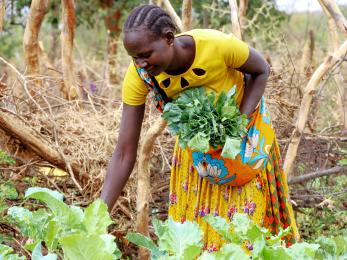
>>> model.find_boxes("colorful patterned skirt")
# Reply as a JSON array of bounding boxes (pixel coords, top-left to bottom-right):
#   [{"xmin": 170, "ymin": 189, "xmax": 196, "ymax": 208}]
[{"xmin": 168, "ymin": 137, "xmax": 299, "ymax": 254}]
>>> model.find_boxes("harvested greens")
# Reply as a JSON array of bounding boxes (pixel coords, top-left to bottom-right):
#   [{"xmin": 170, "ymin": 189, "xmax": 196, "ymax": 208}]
[{"xmin": 161, "ymin": 86, "xmax": 249, "ymax": 159}]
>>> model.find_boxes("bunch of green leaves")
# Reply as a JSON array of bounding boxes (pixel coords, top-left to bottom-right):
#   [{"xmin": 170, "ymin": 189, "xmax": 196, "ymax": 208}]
[
  {"xmin": 125, "ymin": 216, "xmax": 251, "ymax": 260},
  {"xmin": 314, "ymin": 236, "xmax": 347, "ymax": 260},
  {"xmin": 0, "ymin": 244, "xmax": 26, "ymax": 260},
  {"xmin": 203, "ymin": 213, "xmax": 320, "ymax": 260},
  {"xmin": 161, "ymin": 86, "xmax": 248, "ymax": 159},
  {"xmin": 6, "ymin": 187, "xmax": 121, "ymax": 260},
  {"xmin": 0, "ymin": 150, "xmax": 15, "ymax": 165},
  {"xmin": 0, "ymin": 180, "xmax": 18, "ymax": 217}
]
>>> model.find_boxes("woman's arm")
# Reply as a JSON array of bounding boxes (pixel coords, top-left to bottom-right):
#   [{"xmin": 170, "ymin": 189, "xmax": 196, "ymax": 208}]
[
  {"xmin": 100, "ymin": 103, "xmax": 145, "ymax": 212},
  {"xmin": 235, "ymin": 46, "xmax": 270, "ymax": 118}
]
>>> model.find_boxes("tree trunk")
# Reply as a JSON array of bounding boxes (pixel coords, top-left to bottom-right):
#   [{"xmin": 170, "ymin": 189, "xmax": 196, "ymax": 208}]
[
  {"xmin": 0, "ymin": 0, "xmax": 5, "ymax": 40},
  {"xmin": 229, "ymin": 0, "xmax": 242, "ymax": 40},
  {"xmin": 99, "ymin": 0, "xmax": 121, "ymax": 86},
  {"xmin": 61, "ymin": 0, "xmax": 79, "ymax": 100},
  {"xmin": 239, "ymin": 0, "xmax": 247, "ymax": 36},
  {"xmin": 23, "ymin": 0, "xmax": 48, "ymax": 91},
  {"xmin": 182, "ymin": 0, "xmax": 193, "ymax": 32},
  {"xmin": 320, "ymin": 0, "xmax": 346, "ymax": 124},
  {"xmin": 283, "ymin": 40, "xmax": 347, "ymax": 179}
]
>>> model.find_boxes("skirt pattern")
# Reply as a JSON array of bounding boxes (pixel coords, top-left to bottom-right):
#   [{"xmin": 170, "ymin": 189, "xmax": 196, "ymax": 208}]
[{"xmin": 168, "ymin": 137, "xmax": 299, "ymax": 254}]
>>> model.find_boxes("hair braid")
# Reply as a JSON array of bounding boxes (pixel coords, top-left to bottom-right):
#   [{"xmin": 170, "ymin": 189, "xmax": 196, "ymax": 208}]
[{"xmin": 123, "ymin": 4, "xmax": 177, "ymax": 38}]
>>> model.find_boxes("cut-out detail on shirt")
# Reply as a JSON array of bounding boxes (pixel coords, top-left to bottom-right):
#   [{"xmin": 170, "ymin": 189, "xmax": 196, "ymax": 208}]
[
  {"xmin": 181, "ymin": 77, "xmax": 189, "ymax": 88},
  {"xmin": 192, "ymin": 68, "xmax": 206, "ymax": 76},
  {"xmin": 162, "ymin": 78, "xmax": 171, "ymax": 88}
]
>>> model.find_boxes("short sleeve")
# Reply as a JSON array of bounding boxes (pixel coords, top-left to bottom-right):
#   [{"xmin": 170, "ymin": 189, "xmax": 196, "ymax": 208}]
[
  {"xmin": 219, "ymin": 33, "xmax": 249, "ymax": 68},
  {"xmin": 122, "ymin": 61, "xmax": 148, "ymax": 106}
]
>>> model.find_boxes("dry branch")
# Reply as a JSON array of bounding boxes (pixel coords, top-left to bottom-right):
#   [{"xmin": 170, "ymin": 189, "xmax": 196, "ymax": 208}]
[
  {"xmin": 320, "ymin": 0, "xmax": 347, "ymax": 124},
  {"xmin": 61, "ymin": 0, "xmax": 79, "ymax": 100},
  {"xmin": 38, "ymin": 43, "xmax": 67, "ymax": 100},
  {"xmin": 283, "ymin": 39, "xmax": 347, "ymax": 178},
  {"xmin": 163, "ymin": 0, "xmax": 183, "ymax": 32},
  {"xmin": 288, "ymin": 166, "xmax": 346, "ymax": 184},
  {"xmin": 320, "ymin": 0, "xmax": 347, "ymax": 39},
  {"xmin": 182, "ymin": 0, "xmax": 193, "ymax": 32},
  {"xmin": 0, "ymin": 110, "xmax": 91, "ymax": 181},
  {"xmin": 229, "ymin": 0, "xmax": 242, "ymax": 40},
  {"xmin": 0, "ymin": 0, "xmax": 5, "ymax": 39},
  {"xmin": 136, "ymin": 118, "xmax": 167, "ymax": 259},
  {"xmin": 23, "ymin": 0, "xmax": 48, "ymax": 90}
]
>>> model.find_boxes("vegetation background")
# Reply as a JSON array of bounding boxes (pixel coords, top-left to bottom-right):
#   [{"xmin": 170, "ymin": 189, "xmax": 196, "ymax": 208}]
[{"xmin": 1, "ymin": 0, "xmax": 347, "ymax": 258}]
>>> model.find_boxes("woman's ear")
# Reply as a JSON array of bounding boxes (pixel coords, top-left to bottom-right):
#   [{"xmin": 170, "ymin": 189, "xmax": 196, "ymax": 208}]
[{"xmin": 164, "ymin": 30, "xmax": 175, "ymax": 46}]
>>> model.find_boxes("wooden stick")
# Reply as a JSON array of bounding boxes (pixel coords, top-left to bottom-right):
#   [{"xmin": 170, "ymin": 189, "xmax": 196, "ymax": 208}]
[
  {"xmin": 283, "ymin": 40, "xmax": 347, "ymax": 179},
  {"xmin": 162, "ymin": 0, "xmax": 182, "ymax": 31},
  {"xmin": 300, "ymin": 42, "xmax": 309, "ymax": 78},
  {"xmin": 182, "ymin": 0, "xmax": 193, "ymax": 32},
  {"xmin": 320, "ymin": 0, "xmax": 347, "ymax": 39},
  {"xmin": 229, "ymin": 0, "xmax": 242, "ymax": 40},
  {"xmin": 319, "ymin": 0, "xmax": 346, "ymax": 124},
  {"xmin": 61, "ymin": 0, "xmax": 79, "ymax": 100},
  {"xmin": 157, "ymin": 0, "xmax": 162, "ymax": 7},
  {"xmin": 0, "ymin": 0, "xmax": 5, "ymax": 40},
  {"xmin": 136, "ymin": 118, "xmax": 167, "ymax": 259},
  {"xmin": 288, "ymin": 166, "xmax": 345, "ymax": 184},
  {"xmin": 23, "ymin": 0, "xmax": 48, "ymax": 90}
]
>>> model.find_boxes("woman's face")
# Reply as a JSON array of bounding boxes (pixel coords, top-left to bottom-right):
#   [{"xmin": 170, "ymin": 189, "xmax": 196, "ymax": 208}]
[{"xmin": 123, "ymin": 26, "xmax": 174, "ymax": 76}]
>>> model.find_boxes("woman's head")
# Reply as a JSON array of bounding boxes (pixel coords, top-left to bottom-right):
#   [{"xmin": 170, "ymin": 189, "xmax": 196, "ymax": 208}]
[{"xmin": 123, "ymin": 5, "xmax": 177, "ymax": 76}]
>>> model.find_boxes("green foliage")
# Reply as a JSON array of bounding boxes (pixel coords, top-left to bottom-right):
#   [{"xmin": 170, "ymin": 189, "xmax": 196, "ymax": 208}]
[
  {"xmin": 0, "ymin": 244, "xmax": 26, "ymax": 260},
  {"xmin": 4, "ymin": 187, "xmax": 121, "ymax": 259},
  {"xmin": 161, "ymin": 86, "xmax": 248, "ymax": 159},
  {"xmin": 126, "ymin": 212, "xmax": 336, "ymax": 259}
]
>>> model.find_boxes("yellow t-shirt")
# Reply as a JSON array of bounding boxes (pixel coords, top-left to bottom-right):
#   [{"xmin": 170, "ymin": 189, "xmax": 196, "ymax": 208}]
[{"xmin": 122, "ymin": 29, "xmax": 249, "ymax": 107}]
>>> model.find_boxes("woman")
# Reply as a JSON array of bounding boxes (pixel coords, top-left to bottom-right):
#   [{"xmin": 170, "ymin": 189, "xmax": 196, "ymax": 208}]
[{"xmin": 100, "ymin": 4, "xmax": 299, "ymax": 253}]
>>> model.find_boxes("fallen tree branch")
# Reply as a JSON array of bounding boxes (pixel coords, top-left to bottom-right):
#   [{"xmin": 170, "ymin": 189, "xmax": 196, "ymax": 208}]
[
  {"xmin": 288, "ymin": 166, "xmax": 346, "ymax": 184},
  {"xmin": 0, "ymin": 109, "xmax": 91, "ymax": 181}
]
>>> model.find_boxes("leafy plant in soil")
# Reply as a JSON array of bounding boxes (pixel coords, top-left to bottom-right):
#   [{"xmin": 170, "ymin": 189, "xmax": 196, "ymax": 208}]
[
  {"xmin": 4, "ymin": 187, "xmax": 121, "ymax": 260},
  {"xmin": 161, "ymin": 86, "xmax": 248, "ymax": 159}
]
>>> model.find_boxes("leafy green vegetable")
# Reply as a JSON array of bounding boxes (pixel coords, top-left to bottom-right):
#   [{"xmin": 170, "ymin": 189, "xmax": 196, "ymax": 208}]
[
  {"xmin": 0, "ymin": 244, "xmax": 26, "ymax": 260},
  {"xmin": 6, "ymin": 188, "xmax": 121, "ymax": 260},
  {"xmin": 31, "ymin": 241, "xmax": 57, "ymax": 260},
  {"xmin": 162, "ymin": 86, "xmax": 248, "ymax": 159}
]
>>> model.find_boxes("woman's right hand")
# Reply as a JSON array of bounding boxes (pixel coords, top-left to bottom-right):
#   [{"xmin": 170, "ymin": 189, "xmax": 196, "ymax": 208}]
[{"xmin": 100, "ymin": 103, "xmax": 145, "ymax": 212}]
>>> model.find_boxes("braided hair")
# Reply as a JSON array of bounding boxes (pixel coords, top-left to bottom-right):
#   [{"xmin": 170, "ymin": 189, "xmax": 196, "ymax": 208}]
[{"xmin": 123, "ymin": 5, "xmax": 177, "ymax": 38}]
